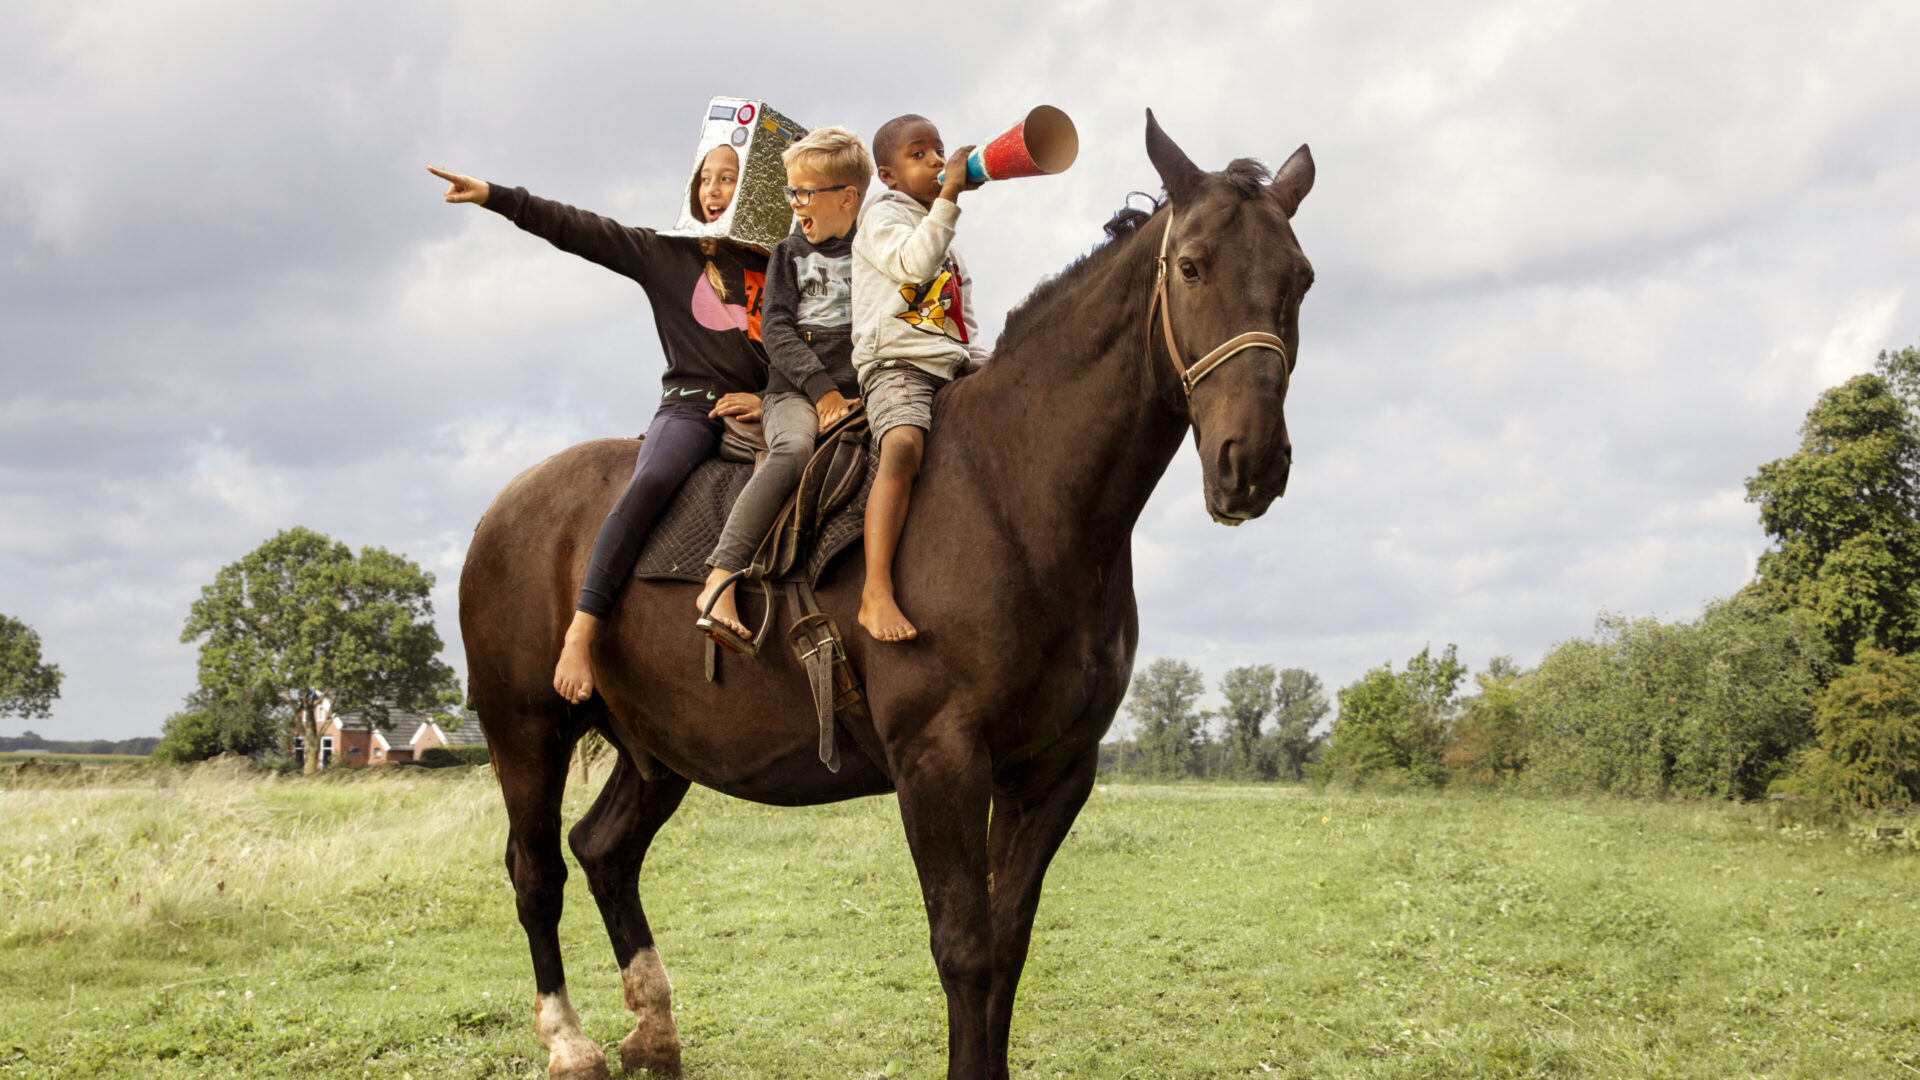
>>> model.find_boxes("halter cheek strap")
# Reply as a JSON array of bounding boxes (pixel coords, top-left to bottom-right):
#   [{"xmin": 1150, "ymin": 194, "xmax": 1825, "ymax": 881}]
[{"xmin": 1148, "ymin": 212, "xmax": 1291, "ymax": 398}]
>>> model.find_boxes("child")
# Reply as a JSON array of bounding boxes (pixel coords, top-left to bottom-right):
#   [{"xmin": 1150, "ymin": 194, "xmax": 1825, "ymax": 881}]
[
  {"xmin": 428, "ymin": 146, "xmax": 768, "ymax": 703},
  {"xmin": 696, "ymin": 127, "xmax": 873, "ymax": 650},
  {"xmin": 850, "ymin": 115, "xmax": 989, "ymax": 642}
]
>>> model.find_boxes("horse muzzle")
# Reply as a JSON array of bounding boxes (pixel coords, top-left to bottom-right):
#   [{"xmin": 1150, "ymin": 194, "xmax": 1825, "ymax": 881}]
[{"xmin": 1203, "ymin": 437, "xmax": 1289, "ymax": 524}]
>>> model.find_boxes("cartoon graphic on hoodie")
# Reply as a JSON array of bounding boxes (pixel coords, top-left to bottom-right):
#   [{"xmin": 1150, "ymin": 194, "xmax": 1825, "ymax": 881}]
[{"xmin": 894, "ymin": 261, "xmax": 968, "ymax": 342}]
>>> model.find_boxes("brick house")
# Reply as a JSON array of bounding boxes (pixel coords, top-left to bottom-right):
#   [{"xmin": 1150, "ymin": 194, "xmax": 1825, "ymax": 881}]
[{"xmin": 291, "ymin": 698, "xmax": 486, "ymax": 768}]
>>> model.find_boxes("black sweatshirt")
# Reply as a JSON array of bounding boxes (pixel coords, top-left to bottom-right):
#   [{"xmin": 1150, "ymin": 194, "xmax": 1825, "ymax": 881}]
[
  {"xmin": 483, "ymin": 184, "xmax": 769, "ymax": 402},
  {"xmin": 760, "ymin": 229, "xmax": 858, "ymax": 401}
]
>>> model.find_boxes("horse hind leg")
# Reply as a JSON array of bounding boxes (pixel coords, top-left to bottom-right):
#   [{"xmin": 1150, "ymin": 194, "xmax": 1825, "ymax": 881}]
[
  {"xmin": 493, "ymin": 703, "xmax": 611, "ymax": 1080},
  {"xmin": 568, "ymin": 741, "xmax": 692, "ymax": 1077}
]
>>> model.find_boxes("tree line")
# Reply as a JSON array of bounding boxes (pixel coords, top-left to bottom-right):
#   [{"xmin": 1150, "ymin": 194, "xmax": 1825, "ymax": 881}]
[
  {"xmin": 1106, "ymin": 661, "xmax": 1328, "ymax": 780},
  {"xmin": 10, "ymin": 346, "xmax": 1918, "ymax": 804},
  {"xmin": 1118, "ymin": 346, "xmax": 1920, "ymax": 811}
]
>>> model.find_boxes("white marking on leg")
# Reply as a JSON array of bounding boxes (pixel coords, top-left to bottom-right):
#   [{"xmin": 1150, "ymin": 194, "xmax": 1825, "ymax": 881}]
[
  {"xmin": 618, "ymin": 947, "xmax": 683, "ymax": 1076},
  {"xmin": 535, "ymin": 988, "xmax": 610, "ymax": 1080}
]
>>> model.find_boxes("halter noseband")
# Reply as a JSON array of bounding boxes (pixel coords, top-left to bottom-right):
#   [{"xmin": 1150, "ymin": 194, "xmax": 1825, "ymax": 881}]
[{"xmin": 1147, "ymin": 212, "xmax": 1290, "ymax": 399}]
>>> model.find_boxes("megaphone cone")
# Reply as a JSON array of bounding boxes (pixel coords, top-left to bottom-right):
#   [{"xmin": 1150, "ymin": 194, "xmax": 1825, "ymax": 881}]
[{"xmin": 941, "ymin": 106, "xmax": 1079, "ymax": 184}]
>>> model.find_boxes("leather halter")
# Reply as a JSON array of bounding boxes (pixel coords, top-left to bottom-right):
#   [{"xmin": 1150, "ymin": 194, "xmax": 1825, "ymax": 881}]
[{"xmin": 1147, "ymin": 212, "xmax": 1290, "ymax": 398}]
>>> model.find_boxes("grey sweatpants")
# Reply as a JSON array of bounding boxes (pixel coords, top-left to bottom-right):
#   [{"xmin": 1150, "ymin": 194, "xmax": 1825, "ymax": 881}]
[{"xmin": 708, "ymin": 392, "xmax": 818, "ymax": 573}]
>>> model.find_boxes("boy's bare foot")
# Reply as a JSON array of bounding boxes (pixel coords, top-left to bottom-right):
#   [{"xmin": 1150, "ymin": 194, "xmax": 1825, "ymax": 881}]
[
  {"xmin": 859, "ymin": 590, "xmax": 918, "ymax": 642},
  {"xmin": 553, "ymin": 612, "xmax": 600, "ymax": 704},
  {"xmin": 695, "ymin": 569, "xmax": 752, "ymax": 642}
]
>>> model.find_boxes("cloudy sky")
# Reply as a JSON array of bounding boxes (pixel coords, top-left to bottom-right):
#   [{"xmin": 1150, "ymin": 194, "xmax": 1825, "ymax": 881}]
[{"xmin": 4, "ymin": 1, "xmax": 1918, "ymax": 740}]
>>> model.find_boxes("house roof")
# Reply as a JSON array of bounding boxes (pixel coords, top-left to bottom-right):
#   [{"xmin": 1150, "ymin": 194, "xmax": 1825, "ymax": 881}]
[
  {"xmin": 435, "ymin": 716, "xmax": 487, "ymax": 747},
  {"xmin": 406, "ymin": 713, "xmax": 486, "ymax": 748},
  {"xmin": 328, "ymin": 703, "xmax": 432, "ymax": 745}
]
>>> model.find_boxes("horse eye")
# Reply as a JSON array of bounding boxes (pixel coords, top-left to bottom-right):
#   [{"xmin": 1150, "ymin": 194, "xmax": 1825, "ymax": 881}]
[{"xmin": 1178, "ymin": 258, "xmax": 1200, "ymax": 282}]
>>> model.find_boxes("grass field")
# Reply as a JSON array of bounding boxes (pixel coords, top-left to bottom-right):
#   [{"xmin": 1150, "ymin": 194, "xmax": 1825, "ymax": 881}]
[
  {"xmin": 2, "ymin": 761, "xmax": 1916, "ymax": 1079},
  {"xmin": 0, "ymin": 753, "xmax": 151, "ymax": 766}
]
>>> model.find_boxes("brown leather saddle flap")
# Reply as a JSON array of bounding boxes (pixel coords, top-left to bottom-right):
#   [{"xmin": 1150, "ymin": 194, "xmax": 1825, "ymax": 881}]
[{"xmin": 746, "ymin": 407, "xmax": 871, "ymax": 582}]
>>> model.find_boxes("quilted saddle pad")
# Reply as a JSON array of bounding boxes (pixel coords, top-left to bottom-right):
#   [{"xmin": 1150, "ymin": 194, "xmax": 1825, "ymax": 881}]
[{"xmin": 632, "ymin": 453, "xmax": 875, "ymax": 586}]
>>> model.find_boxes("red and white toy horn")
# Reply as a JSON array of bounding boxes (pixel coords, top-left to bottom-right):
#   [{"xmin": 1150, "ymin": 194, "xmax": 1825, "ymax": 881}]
[{"xmin": 943, "ymin": 105, "xmax": 1080, "ymax": 184}]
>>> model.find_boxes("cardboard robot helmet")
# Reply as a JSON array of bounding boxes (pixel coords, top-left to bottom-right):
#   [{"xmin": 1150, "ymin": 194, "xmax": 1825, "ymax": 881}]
[{"xmin": 663, "ymin": 97, "xmax": 809, "ymax": 254}]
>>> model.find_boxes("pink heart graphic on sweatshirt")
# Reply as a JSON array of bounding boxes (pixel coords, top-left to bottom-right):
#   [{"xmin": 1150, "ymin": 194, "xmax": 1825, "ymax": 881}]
[{"xmin": 690, "ymin": 275, "xmax": 749, "ymax": 332}]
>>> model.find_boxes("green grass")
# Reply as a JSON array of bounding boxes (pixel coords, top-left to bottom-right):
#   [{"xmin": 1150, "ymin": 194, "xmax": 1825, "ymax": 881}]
[{"xmin": 2, "ymin": 764, "xmax": 1917, "ymax": 1078}]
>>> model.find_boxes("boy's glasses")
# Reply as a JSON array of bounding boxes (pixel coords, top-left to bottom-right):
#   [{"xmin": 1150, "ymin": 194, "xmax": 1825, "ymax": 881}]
[{"xmin": 781, "ymin": 184, "xmax": 850, "ymax": 207}]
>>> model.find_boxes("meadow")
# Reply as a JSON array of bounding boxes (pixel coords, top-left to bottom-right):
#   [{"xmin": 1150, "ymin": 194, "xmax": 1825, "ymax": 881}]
[
  {"xmin": 1, "ymin": 760, "xmax": 1916, "ymax": 1079},
  {"xmin": 0, "ymin": 754, "xmax": 152, "ymax": 766}
]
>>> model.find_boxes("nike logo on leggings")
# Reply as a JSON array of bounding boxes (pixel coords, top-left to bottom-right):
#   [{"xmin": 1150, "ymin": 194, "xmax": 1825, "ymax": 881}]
[{"xmin": 662, "ymin": 388, "xmax": 718, "ymax": 401}]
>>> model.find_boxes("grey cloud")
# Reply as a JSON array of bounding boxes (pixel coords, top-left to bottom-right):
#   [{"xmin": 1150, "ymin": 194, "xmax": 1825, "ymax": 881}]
[{"xmin": 3, "ymin": 0, "xmax": 1917, "ymax": 738}]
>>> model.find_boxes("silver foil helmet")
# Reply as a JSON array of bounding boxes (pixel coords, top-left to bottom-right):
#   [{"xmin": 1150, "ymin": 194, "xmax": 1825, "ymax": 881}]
[{"xmin": 661, "ymin": 97, "xmax": 808, "ymax": 254}]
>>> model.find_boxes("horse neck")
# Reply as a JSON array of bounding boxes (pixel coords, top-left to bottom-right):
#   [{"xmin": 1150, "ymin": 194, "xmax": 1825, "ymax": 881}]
[{"xmin": 944, "ymin": 215, "xmax": 1191, "ymax": 569}]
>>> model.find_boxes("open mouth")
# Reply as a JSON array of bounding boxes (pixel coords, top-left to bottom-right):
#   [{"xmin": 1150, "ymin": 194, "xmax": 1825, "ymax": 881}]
[
  {"xmin": 798, "ymin": 215, "xmax": 815, "ymax": 235},
  {"xmin": 704, "ymin": 205, "xmax": 725, "ymax": 221}
]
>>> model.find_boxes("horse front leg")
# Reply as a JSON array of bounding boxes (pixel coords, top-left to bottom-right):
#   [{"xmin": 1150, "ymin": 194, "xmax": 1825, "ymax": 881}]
[
  {"xmin": 496, "ymin": 720, "xmax": 610, "ymax": 1080},
  {"xmin": 892, "ymin": 728, "xmax": 995, "ymax": 1080},
  {"xmin": 568, "ymin": 747, "xmax": 691, "ymax": 1077},
  {"xmin": 983, "ymin": 749, "xmax": 1100, "ymax": 1080}
]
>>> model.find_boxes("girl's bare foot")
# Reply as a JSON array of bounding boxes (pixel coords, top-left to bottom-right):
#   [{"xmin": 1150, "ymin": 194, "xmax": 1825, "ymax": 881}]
[
  {"xmin": 553, "ymin": 612, "xmax": 600, "ymax": 703},
  {"xmin": 695, "ymin": 568, "xmax": 751, "ymax": 642},
  {"xmin": 859, "ymin": 589, "xmax": 918, "ymax": 642}
]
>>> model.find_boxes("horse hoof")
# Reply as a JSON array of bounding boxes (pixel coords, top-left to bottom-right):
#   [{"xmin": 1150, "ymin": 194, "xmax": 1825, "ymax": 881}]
[
  {"xmin": 618, "ymin": 1029, "xmax": 683, "ymax": 1077},
  {"xmin": 547, "ymin": 1041, "xmax": 612, "ymax": 1080}
]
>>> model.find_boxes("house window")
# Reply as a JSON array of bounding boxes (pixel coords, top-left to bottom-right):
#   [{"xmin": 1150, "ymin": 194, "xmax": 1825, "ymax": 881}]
[
  {"xmin": 348, "ymin": 747, "xmax": 362, "ymax": 757},
  {"xmin": 292, "ymin": 736, "xmax": 305, "ymax": 759},
  {"xmin": 321, "ymin": 736, "xmax": 334, "ymax": 767}
]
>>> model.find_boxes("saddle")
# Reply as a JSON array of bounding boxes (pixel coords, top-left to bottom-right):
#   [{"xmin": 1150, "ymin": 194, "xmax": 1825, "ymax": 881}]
[{"xmin": 633, "ymin": 406, "xmax": 886, "ymax": 779}]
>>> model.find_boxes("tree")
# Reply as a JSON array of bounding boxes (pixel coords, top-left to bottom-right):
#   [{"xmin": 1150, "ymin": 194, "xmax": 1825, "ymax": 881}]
[
  {"xmin": 1877, "ymin": 345, "xmax": 1920, "ymax": 412},
  {"xmin": 0, "ymin": 614, "xmax": 63, "ymax": 720},
  {"xmin": 1320, "ymin": 644, "xmax": 1466, "ymax": 787},
  {"xmin": 180, "ymin": 527, "xmax": 459, "ymax": 774},
  {"xmin": 1785, "ymin": 648, "xmax": 1920, "ymax": 811},
  {"xmin": 1745, "ymin": 360, "xmax": 1920, "ymax": 665},
  {"xmin": 1270, "ymin": 667, "xmax": 1328, "ymax": 781},
  {"xmin": 1217, "ymin": 665, "xmax": 1276, "ymax": 780},
  {"xmin": 1444, "ymin": 656, "xmax": 1528, "ymax": 786},
  {"xmin": 1125, "ymin": 658, "xmax": 1207, "ymax": 780}
]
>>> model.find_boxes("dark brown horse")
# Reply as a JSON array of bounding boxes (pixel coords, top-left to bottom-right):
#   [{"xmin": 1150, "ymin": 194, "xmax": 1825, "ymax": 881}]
[{"xmin": 459, "ymin": 111, "xmax": 1313, "ymax": 1080}]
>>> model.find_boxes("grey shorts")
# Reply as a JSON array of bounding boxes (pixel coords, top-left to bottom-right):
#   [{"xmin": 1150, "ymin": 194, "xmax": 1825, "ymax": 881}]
[{"xmin": 862, "ymin": 364, "xmax": 950, "ymax": 442}]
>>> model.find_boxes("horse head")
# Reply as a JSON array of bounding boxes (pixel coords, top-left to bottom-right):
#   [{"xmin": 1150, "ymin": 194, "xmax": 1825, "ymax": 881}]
[{"xmin": 1145, "ymin": 110, "xmax": 1314, "ymax": 524}]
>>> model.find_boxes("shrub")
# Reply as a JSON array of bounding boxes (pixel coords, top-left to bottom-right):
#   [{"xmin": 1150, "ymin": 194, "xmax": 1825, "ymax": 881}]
[
  {"xmin": 1521, "ymin": 598, "xmax": 1828, "ymax": 799},
  {"xmin": 152, "ymin": 688, "xmax": 279, "ymax": 765},
  {"xmin": 1320, "ymin": 645, "xmax": 1465, "ymax": 788},
  {"xmin": 1445, "ymin": 657, "xmax": 1528, "ymax": 786},
  {"xmin": 417, "ymin": 745, "xmax": 491, "ymax": 768},
  {"xmin": 1779, "ymin": 648, "xmax": 1920, "ymax": 810}
]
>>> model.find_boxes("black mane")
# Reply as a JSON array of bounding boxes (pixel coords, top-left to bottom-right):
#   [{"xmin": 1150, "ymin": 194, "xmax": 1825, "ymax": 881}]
[
  {"xmin": 996, "ymin": 159, "xmax": 1272, "ymax": 357},
  {"xmin": 997, "ymin": 198, "xmax": 1163, "ymax": 355}
]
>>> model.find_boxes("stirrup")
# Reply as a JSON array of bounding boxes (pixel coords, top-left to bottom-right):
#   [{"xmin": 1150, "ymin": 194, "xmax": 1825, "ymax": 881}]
[{"xmin": 696, "ymin": 569, "xmax": 773, "ymax": 661}]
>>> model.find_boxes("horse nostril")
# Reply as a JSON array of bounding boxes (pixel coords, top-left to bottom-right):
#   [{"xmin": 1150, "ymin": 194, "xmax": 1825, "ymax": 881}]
[{"xmin": 1220, "ymin": 440, "xmax": 1248, "ymax": 484}]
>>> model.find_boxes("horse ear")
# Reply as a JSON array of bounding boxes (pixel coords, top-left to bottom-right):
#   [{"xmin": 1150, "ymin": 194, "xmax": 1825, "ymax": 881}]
[
  {"xmin": 1270, "ymin": 144, "xmax": 1314, "ymax": 217},
  {"xmin": 1145, "ymin": 109, "xmax": 1203, "ymax": 205}
]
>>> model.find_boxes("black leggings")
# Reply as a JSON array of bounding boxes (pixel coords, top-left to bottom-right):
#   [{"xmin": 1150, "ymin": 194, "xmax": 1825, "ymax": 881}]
[{"xmin": 576, "ymin": 399, "xmax": 721, "ymax": 618}]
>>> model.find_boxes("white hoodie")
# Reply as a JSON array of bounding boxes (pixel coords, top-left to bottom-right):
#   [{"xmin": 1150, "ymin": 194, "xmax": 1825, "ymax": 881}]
[{"xmin": 850, "ymin": 189, "xmax": 991, "ymax": 384}]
